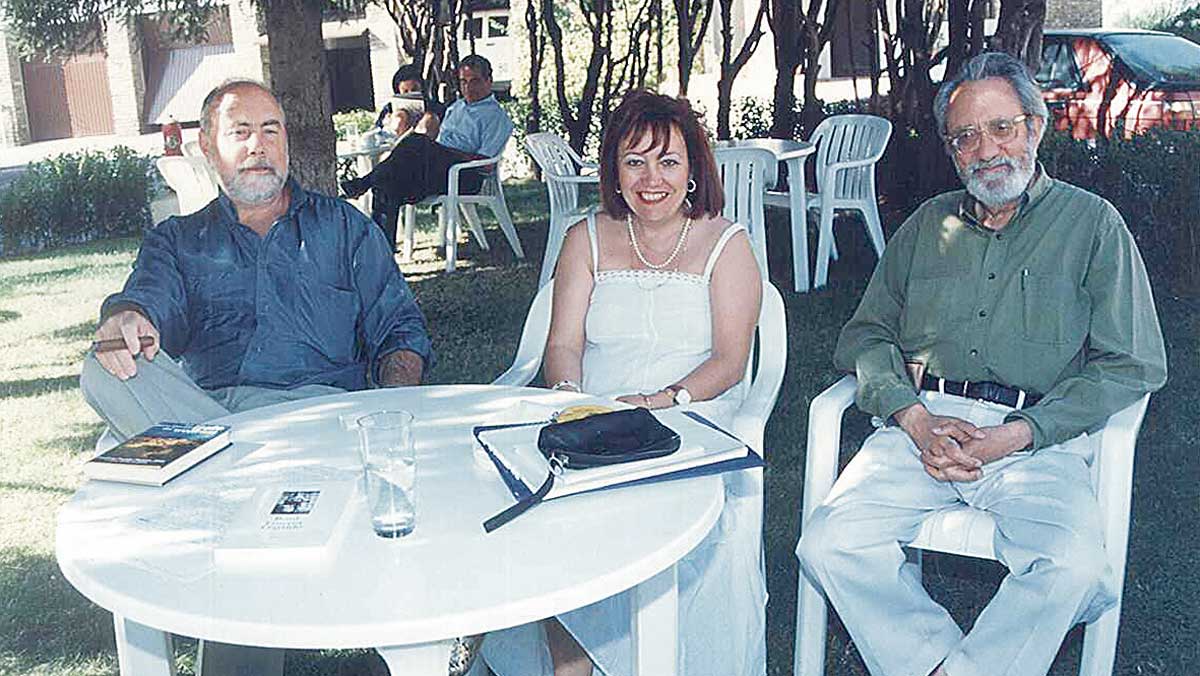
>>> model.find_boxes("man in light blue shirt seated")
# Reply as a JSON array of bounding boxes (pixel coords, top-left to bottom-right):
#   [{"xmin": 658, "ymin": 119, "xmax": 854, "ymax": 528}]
[{"xmin": 342, "ymin": 54, "xmax": 513, "ymax": 207}]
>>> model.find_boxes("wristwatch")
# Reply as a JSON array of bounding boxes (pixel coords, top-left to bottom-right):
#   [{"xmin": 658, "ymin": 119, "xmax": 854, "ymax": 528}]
[{"xmin": 665, "ymin": 385, "xmax": 692, "ymax": 409}]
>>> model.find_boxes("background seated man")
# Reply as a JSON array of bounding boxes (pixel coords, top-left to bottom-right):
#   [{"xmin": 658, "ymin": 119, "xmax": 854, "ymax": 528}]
[
  {"xmin": 82, "ymin": 78, "xmax": 433, "ymax": 443},
  {"xmin": 796, "ymin": 52, "xmax": 1166, "ymax": 676},
  {"xmin": 341, "ymin": 54, "xmax": 512, "ymax": 209}
]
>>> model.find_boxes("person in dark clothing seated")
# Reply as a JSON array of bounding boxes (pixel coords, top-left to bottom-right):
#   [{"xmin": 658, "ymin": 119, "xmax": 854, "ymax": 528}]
[
  {"xmin": 341, "ymin": 55, "xmax": 514, "ymax": 249},
  {"xmin": 374, "ymin": 63, "xmax": 442, "ymax": 138}
]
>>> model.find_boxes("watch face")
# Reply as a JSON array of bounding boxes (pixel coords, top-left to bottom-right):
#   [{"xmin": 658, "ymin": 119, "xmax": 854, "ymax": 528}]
[{"xmin": 674, "ymin": 387, "xmax": 692, "ymax": 406}]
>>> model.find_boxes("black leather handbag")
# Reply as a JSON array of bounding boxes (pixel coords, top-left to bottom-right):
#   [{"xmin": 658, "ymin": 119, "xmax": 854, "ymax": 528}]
[{"xmin": 537, "ymin": 408, "xmax": 680, "ymax": 469}]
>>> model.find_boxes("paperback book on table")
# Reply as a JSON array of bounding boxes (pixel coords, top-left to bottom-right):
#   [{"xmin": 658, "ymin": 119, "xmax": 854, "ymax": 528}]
[
  {"xmin": 216, "ymin": 481, "xmax": 355, "ymax": 564},
  {"xmin": 83, "ymin": 422, "xmax": 231, "ymax": 486},
  {"xmin": 477, "ymin": 408, "xmax": 761, "ymax": 504}
]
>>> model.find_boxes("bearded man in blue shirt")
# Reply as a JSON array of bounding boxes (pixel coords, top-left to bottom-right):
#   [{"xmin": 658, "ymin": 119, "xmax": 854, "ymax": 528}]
[
  {"xmin": 81, "ymin": 78, "xmax": 434, "ymax": 443},
  {"xmin": 340, "ymin": 54, "xmax": 513, "ymax": 209}
]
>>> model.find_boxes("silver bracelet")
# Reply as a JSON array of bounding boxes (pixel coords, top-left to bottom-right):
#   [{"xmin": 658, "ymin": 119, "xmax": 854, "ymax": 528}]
[{"xmin": 551, "ymin": 379, "xmax": 581, "ymax": 392}]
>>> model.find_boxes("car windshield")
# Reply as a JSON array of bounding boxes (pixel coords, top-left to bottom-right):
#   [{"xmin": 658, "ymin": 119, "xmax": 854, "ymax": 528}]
[{"xmin": 1105, "ymin": 34, "xmax": 1200, "ymax": 85}]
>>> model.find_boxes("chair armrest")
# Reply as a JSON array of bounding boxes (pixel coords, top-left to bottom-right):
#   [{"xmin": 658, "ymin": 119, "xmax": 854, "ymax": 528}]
[
  {"xmin": 801, "ymin": 375, "xmax": 858, "ymax": 522},
  {"xmin": 1093, "ymin": 393, "xmax": 1150, "ymax": 571},
  {"xmin": 544, "ymin": 174, "xmax": 600, "ymax": 185},
  {"xmin": 448, "ymin": 154, "xmax": 503, "ymax": 196},
  {"xmin": 731, "ymin": 281, "xmax": 787, "ymax": 453},
  {"xmin": 492, "ymin": 281, "xmax": 556, "ymax": 387},
  {"xmin": 822, "ymin": 155, "xmax": 882, "ymax": 173}
]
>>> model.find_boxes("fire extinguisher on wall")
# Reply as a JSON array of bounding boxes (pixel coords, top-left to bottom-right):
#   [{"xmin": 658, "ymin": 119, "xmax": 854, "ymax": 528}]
[{"xmin": 162, "ymin": 115, "xmax": 183, "ymax": 156}]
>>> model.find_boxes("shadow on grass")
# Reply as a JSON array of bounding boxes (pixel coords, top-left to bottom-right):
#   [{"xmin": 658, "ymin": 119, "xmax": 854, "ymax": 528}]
[
  {"xmin": 0, "ymin": 263, "xmax": 119, "ymax": 296},
  {"xmin": 0, "ymin": 309, "xmax": 19, "ymax": 323},
  {"xmin": 0, "ymin": 481, "xmax": 75, "ymax": 496},
  {"xmin": 49, "ymin": 321, "xmax": 96, "ymax": 342},
  {"xmin": 0, "ymin": 374, "xmax": 79, "ymax": 399},
  {"xmin": 35, "ymin": 421, "xmax": 106, "ymax": 456},
  {"xmin": 0, "ymin": 548, "xmax": 115, "ymax": 671}
]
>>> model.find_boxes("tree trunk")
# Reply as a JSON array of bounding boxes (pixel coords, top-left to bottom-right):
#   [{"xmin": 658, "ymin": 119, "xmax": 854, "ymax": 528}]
[
  {"xmin": 992, "ymin": 0, "xmax": 1046, "ymax": 72},
  {"xmin": 770, "ymin": 0, "xmax": 802, "ymax": 138},
  {"xmin": 716, "ymin": 0, "xmax": 766, "ymax": 138},
  {"xmin": 525, "ymin": 0, "xmax": 544, "ymax": 137},
  {"xmin": 675, "ymin": 0, "xmax": 714, "ymax": 96},
  {"xmin": 263, "ymin": 0, "xmax": 335, "ymax": 195}
]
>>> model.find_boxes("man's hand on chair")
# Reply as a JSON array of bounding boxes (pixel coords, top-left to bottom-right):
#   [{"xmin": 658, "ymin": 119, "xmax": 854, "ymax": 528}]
[{"xmin": 895, "ymin": 403, "xmax": 984, "ymax": 482}]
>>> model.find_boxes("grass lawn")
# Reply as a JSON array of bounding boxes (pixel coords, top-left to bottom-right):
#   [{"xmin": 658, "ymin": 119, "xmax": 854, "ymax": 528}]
[{"xmin": 0, "ymin": 179, "xmax": 1196, "ymax": 675}]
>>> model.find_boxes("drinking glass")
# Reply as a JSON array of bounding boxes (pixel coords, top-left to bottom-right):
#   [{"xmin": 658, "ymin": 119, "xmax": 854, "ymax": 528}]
[{"xmin": 357, "ymin": 411, "xmax": 416, "ymax": 538}]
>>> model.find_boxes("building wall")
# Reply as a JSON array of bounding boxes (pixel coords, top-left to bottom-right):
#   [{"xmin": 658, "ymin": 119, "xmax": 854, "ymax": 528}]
[
  {"xmin": 105, "ymin": 20, "xmax": 146, "ymax": 135},
  {"xmin": 0, "ymin": 26, "xmax": 31, "ymax": 148},
  {"xmin": 1046, "ymin": 0, "xmax": 1103, "ymax": 29}
]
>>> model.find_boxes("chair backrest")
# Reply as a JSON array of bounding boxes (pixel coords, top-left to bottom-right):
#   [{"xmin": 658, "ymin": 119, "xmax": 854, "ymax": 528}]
[
  {"xmin": 525, "ymin": 132, "xmax": 593, "ymax": 219},
  {"xmin": 156, "ymin": 156, "xmax": 219, "ymax": 215},
  {"xmin": 181, "ymin": 139, "xmax": 203, "ymax": 158},
  {"xmin": 809, "ymin": 114, "xmax": 892, "ymax": 201},
  {"xmin": 713, "ymin": 146, "xmax": 776, "ymax": 278}
]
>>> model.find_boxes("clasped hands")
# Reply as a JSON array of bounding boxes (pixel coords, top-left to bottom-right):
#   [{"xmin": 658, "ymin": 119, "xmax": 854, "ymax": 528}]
[{"xmin": 894, "ymin": 403, "xmax": 1033, "ymax": 482}]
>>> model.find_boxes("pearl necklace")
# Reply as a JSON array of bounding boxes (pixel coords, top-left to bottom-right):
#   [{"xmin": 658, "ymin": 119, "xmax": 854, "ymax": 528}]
[{"xmin": 626, "ymin": 213, "xmax": 692, "ymax": 270}]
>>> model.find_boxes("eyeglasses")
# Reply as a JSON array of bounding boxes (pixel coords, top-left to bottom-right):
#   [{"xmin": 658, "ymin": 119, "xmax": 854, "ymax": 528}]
[{"xmin": 945, "ymin": 114, "xmax": 1030, "ymax": 154}]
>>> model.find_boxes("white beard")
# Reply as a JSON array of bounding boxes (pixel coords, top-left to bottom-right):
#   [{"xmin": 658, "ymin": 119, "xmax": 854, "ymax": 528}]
[
  {"xmin": 223, "ymin": 162, "xmax": 288, "ymax": 205},
  {"xmin": 958, "ymin": 138, "xmax": 1037, "ymax": 210}
]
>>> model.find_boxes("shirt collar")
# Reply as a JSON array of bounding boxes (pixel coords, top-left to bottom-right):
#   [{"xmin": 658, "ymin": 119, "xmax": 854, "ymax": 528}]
[
  {"xmin": 957, "ymin": 162, "xmax": 1052, "ymax": 236},
  {"xmin": 461, "ymin": 94, "xmax": 498, "ymax": 109}
]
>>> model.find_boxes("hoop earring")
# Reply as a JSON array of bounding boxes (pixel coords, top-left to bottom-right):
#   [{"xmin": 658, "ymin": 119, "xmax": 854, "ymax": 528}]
[{"xmin": 687, "ymin": 178, "xmax": 697, "ymax": 193}]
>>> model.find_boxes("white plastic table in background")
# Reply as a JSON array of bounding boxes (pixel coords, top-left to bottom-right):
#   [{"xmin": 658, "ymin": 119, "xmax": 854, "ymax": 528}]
[
  {"xmin": 719, "ymin": 138, "xmax": 816, "ymax": 292},
  {"xmin": 56, "ymin": 385, "xmax": 724, "ymax": 676},
  {"xmin": 337, "ymin": 138, "xmax": 396, "ymax": 216}
]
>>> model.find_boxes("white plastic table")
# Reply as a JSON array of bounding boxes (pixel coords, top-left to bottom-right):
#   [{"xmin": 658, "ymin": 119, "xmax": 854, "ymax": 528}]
[
  {"xmin": 719, "ymin": 138, "xmax": 816, "ymax": 292},
  {"xmin": 337, "ymin": 138, "xmax": 396, "ymax": 216},
  {"xmin": 56, "ymin": 385, "xmax": 724, "ymax": 675}
]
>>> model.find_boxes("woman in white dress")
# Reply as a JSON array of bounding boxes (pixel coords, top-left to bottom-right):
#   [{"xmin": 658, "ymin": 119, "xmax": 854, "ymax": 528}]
[{"xmin": 482, "ymin": 90, "xmax": 765, "ymax": 676}]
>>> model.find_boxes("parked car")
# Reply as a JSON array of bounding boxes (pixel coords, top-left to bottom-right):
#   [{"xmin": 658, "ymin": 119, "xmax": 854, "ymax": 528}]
[{"xmin": 1035, "ymin": 29, "xmax": 1200, "ymax": 139}]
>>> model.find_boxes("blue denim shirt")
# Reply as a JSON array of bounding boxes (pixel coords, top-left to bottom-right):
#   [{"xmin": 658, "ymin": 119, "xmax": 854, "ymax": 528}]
[
  {"xmin": 102, "ymin": 180, "xmax": 434, "ymax": 392},
  {"xmin": 437, "ymin": 94, "xmax": 513, "ymax": 158}
]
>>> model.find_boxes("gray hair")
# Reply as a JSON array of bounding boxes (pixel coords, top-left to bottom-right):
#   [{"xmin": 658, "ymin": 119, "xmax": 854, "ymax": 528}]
[
  {"xmin": 199, "ymin": 78, "xmax": 283, "ymax": 138},
  {"xmin": 933, "ymin": 52, "xmax": 1048, "ymax": 139}
]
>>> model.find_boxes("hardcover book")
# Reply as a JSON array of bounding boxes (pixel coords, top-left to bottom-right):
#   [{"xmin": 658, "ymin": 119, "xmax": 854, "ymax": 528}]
[{"xmin": 84, "ymin": 422, "xmax": 231, "ymax": 486}]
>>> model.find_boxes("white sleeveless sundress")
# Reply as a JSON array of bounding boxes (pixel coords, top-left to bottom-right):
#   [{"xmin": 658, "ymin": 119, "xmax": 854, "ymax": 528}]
[{"xmin": 481, "ymin": 213, "xmax": 767, "ymax": 676}]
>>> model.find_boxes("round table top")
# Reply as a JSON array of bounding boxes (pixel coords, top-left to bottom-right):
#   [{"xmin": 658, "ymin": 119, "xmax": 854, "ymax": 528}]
[{"xmin": 56, "ymin": 385, "xmax": 724, "ymax": 649}]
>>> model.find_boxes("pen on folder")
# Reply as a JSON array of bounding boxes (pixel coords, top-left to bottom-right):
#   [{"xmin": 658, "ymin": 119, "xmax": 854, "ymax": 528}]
[{"xmin": 91, "ymin": 336, "xmax": 156, "ymax": 353}]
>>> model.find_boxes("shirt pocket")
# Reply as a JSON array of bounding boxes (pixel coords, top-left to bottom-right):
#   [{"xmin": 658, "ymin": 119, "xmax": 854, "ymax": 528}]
[
  {"xmin": 295, "ymin": 277, "xmax": 360, "ymax": 360},
  {"xmin": 188, "ymin": 269, "xmax": 254, "ymax": 330},
  {"xmin": 1020, "ymin": 273, "xmax": 1087, "ymax": 345}
]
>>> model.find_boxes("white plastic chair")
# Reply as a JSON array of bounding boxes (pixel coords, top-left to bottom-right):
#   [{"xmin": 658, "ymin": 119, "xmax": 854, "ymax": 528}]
[
  {"xmin": 401, "ymin": 154, "xmax": 526, "ymax": 272},
  {"xmin": 524, "ymin": 132, "xmax": 599, "ymax": 288},
  {"xmin": 805, "ymin": 115, "xmax": 892, "ymax": 289},
  {"xmin": 713, "ymin": 146, "xmax": 776, "ymax": 280},
  {"xmin": 156, "ymin": 156, "xmax": 219, "ymax": 215},
  {"xmin": 793, "ymin": 374, "xmax": 1151, "ymax": 676}
]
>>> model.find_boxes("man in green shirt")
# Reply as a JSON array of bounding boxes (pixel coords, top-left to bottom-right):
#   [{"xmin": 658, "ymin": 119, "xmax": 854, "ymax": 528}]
[{"xmin": 796, "ymin": 52, "xmax": 1166, "ymax": 676}]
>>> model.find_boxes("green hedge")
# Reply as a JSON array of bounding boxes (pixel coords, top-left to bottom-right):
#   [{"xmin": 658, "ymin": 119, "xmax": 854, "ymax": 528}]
[
  {"xmin": 1040, "ymin": 129, "xmax": 1200, "ymax": 295},
  {"xmin": 0, "ymin": 147, "xmax": 154, "ymax": 257}
]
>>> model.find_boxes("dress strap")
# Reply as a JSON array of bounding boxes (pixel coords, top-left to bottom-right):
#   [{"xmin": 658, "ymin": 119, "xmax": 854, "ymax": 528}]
[
  {"xmin": 702, "ymin": 222, "xmax": 749, "ymax": 281},
  {"xmin": 585, "ymin": 210, "xmax": 600, "ymax": 277}
]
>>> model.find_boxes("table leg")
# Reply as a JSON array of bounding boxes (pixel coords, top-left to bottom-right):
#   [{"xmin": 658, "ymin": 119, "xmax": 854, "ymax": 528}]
[
  {"xmin": 631, "ymin": 564, "xmax": 678, "ymax": 676},
  {"xmin": 786, "ymin": 158, "xmax": 810, "ymax": 293},
  {"xmin": 376, "ymin": 640, "xmax": 454, "ymax": 676},
  {"xmin": 113, "ymin": 614, "xmax": 176, "ymax": 676}
]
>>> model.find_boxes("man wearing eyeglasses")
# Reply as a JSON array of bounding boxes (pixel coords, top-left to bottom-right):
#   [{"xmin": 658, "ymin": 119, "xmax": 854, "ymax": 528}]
[{"xmin": 796, "ymin": 52, "xmax": 1166, "ymax": 676}]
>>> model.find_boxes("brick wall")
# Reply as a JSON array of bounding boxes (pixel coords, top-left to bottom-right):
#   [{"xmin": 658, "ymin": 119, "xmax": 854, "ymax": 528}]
[{"xmin": 1047, "ymin": 0, "xmax": 1103, "ymax": 29}]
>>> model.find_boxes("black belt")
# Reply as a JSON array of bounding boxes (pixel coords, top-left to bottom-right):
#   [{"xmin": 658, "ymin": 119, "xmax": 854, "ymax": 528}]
[{"xmin": 920, "ymin": 374, "xmax": 1041, "ymax": 410}]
